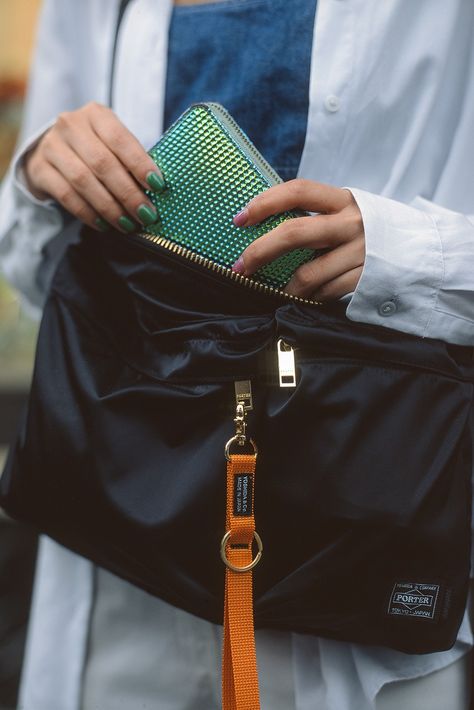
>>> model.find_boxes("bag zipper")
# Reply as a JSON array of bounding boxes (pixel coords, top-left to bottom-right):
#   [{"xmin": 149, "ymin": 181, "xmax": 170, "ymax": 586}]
[
  {"xmin": 276, "ymin": 339, "xmax": 297, "ymax": 387},
  {"xmin": 126, "ymin": 229, "xmax": 304, "ymax": 387},
  {"xmin": 234, "ymin": 380, "xmax": 254, "ymax": 412},
  {"xmin": 131, "ymin": 228, "xmax": 305, "ymax": 389}
]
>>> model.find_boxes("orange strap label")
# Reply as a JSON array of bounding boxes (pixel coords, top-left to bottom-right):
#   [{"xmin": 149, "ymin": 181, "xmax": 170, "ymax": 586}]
[{"xmin": 221, "ymin": 453, "xmax": 261, "ymax": 710}]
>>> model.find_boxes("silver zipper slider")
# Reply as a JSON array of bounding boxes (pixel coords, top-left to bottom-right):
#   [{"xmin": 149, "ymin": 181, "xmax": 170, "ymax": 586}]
[{"xmin": 277, "ymin": 339, "xmax": 296, "ymax": 387}]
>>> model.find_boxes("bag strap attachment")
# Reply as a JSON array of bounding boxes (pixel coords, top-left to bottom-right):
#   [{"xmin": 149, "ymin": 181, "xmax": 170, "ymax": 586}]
[{"xmin": 221, "ymin": 390, "xmax": 262, "ymax": 710}]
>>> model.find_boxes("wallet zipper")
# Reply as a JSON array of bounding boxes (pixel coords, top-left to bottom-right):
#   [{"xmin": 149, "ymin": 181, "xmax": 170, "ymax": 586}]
[
  {"xmin": 204, "ymin": 103, "xmax": 282, "ymax": 186},
  {"xmin": 136, "ymin": 231, "xmax": 321, "ymax": 307},
  {"xmin": 132, "ymin": 230, "xmax": 302, "ymax": 388},
  {"xmin": 140, "ymin": 102, "xmax": 317, "ymax": 310},
  {"xmin": 130, "ymin": 229, "xmax": 474, "ymax": 388}
]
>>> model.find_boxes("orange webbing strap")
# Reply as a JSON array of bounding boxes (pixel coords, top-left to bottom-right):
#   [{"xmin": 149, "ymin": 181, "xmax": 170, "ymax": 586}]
[{"xmin": 221, "ymin": 453, "xmax": 261, "ymax": 710}]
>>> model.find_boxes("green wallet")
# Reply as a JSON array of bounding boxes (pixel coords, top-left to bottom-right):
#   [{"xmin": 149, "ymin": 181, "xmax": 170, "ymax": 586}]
[{"xmin": 140, "ymin": 102, "xmax": 318, "ymax": 299}]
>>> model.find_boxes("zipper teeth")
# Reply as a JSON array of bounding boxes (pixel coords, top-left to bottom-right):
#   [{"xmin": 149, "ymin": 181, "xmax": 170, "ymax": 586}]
[
  {"xmin": 137, "ymin": 231, "xmax": 321, "ymax": 305},
  {"xmin": 205, "ymin": 103, "xmax": 282, "ymax": 185}
]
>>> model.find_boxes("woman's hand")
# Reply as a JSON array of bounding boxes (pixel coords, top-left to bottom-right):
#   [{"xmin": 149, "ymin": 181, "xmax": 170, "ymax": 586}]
[
  {"xmin": 232, "ymin": 180, "xmax": 365, "ymax": 300},
  {"xmin": 23, "ymin": 102, "xmax": 165, "ymax": 233}
]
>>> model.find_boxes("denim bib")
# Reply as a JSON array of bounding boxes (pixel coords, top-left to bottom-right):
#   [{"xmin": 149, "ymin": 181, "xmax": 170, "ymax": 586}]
[{"xmin": 164, "ymin": 0, "xmax": 318, "ymax": 182}]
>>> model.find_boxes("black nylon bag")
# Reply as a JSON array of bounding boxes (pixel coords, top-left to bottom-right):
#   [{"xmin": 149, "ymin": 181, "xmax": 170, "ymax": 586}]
[{"xmin": 1, "ymin": 226, "xmax": 473, "ymax": 654}]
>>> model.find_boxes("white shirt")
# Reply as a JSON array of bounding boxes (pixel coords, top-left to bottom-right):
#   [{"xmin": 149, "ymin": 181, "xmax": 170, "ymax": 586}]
[{"xmin": 1, "ymin": 1, "xmax": 474, "ymax": 708}]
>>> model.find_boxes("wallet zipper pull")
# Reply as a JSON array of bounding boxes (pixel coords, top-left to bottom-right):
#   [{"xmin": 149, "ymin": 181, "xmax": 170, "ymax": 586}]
[{"xmin": 277, "ymin": 339, "xmax": 297, "ymax": 388}]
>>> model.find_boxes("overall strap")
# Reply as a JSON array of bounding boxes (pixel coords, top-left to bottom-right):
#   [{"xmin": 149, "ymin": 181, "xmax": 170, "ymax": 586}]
[{"xmin": 108, "ymin": 0, "xmax": 133, "ymax": 107}]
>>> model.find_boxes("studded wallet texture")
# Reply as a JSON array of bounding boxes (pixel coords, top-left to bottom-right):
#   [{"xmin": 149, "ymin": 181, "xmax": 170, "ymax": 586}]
[{"xmin": 143, "ymin": 103, "xmax": 316, "ymax": 290}]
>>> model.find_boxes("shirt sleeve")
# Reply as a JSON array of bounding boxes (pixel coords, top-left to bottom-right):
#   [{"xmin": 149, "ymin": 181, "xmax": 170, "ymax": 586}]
[
  {"xmin": 0, "ymin": 0, "xmax": 83, "ymax": 317},
  {"xmin": 345, "ymin": 188, "xmax": 474, "ymax": 346}
]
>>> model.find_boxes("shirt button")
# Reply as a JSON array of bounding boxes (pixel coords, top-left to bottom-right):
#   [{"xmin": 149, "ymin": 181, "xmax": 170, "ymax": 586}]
[
  {"xmin": 378, "ymin": 300, "xmax": 397, "ymax": 317},
  {"xmin": 324, "ymin": 95, "xmax": 341, "ymax": 112}
]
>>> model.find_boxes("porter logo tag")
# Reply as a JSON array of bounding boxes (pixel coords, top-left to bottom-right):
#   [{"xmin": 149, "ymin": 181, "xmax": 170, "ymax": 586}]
[
  {"xmin": 233, "ymin": 474, "xmax": 253, "ymax": 516},
  {"xmin": 388, "ymin": 582, "xmax": 440, "ymax": 619}
]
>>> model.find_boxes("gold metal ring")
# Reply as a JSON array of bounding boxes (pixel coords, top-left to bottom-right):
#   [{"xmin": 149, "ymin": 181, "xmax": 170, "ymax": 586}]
[
  {"xmin": 224, "ymin": 436, "xmax": 258, "ymax": 462},
  {"xmin": 220, "ymin": 530, "xmax": 263, "ymax": 572}
]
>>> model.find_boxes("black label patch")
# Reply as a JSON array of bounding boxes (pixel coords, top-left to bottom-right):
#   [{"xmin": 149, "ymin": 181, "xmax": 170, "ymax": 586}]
[
  {"xmin": 233, "ymin": 474, "xmax": 253, "ymax": 517},
  {"xmin": 388, "ymin": 582, "xmax": 440, "ymax": 620}
]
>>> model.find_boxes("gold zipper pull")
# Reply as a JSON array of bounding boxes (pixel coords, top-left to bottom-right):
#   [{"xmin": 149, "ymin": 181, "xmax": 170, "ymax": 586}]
[
  {"xmin": 277, "ymin": 339, "xmax": 296, "ymax": 388},
  {"xmin": 234, "ymin": 380, "xmax": 253, "ymax": 411},
  {"xmin": 225, "ymin": 381, "xmax": 257, "ymax": 460},
  {"xmin": 233, "ymin": 380, "xmax": 252, "ymax": 447}
]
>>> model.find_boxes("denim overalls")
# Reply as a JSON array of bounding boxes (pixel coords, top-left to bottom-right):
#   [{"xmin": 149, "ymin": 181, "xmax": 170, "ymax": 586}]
[{"xmin": 164, "ymin": 0, "xmax": 318, "ymax": 182}]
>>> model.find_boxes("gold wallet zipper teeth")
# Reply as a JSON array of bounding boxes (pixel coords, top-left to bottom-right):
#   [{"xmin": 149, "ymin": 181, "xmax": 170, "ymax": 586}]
[{"xmin": 137, "ymin": 231, "xmax": 321, "ymax": 306}]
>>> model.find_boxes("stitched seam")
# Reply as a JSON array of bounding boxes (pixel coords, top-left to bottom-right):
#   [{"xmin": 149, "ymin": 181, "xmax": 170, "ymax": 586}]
[
  {"xmin": 422, "ymin": 213, "xmax": 445, "ymax": 339},
  {"xmin": 433, "ymin": 309, "xmax": 474, "ymax": 325}
]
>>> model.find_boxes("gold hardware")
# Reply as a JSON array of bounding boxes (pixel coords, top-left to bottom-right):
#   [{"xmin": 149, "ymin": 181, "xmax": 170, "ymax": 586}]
[
  {"xmin": 277, "ymin": 338, "xmax": 297, "ymax": 387},
  {"xmin": 225, "ymin": 435, "xmax": 258, "ymax": 461},
  {"xmin": 225, "ymin": 382, "xmax": 258, "ymax": 460},
  {"xmin": 234, "ymin": 402, "xmax": 246, "ymax": 442},
  {"xmin": 234, "ymin": 380, "xmax": 253, "ymax": 411},
  {"xmin": 136, "ymin": 231, "xmax": 322, "ymax": 305},
  {"xmin": 220, "ymin": 530, "xmax": 263, "ymax": 572}
]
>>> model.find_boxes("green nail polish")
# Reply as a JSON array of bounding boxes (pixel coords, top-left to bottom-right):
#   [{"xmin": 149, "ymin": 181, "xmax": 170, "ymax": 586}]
[
  {"xmin": 95, "ymin": 217, "xmax": 109, "ymax": 231},
  {"xmin": 137, "ymin": 203, "xmax": 159, "ymax": 226},
  {"xmin": 118, "ymin": 215, "xmax": 137, "ymax": 233},
  {"xmin": 146, "ymin": 171, "xmax": 166, "ymax": 192}
]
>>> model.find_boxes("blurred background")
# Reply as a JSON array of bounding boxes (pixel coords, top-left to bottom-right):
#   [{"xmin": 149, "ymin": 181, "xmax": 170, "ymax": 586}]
[
  {"xmin": 0, "ymin": 2, "xmax": 41, "ymax": 384},
  {"xmin": 0, "ymin": 1, "xmax": 42, "ymax": 707}
]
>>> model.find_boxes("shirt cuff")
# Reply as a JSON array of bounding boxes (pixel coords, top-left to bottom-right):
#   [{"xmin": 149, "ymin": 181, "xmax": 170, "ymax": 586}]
[
  {"xmin": 11, "ymin": 120, "xmax": 58, "ymax": 209},
  {"xmin": 344, "ymin": 187, "xmax": 444, "ymax": 340},
  {"xmin": 0, "ymin": 120, "xmax": 67, "ymax": 312}
]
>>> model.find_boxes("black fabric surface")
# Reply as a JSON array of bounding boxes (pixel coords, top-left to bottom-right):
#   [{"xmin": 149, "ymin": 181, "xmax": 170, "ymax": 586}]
[{"xmin": 1, "ymin": 226, "xmax": 473, "ymax": 654}]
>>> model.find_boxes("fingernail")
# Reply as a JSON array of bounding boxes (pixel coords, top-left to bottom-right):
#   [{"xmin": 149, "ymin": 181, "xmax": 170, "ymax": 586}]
[
  {"xmin": 137, "ymin": 203, "xmax": 159, "ymax": 226},
  {"xmin": 146, "ymin": 171, "xmax": 166, "ymax": 192},
  {"xmin": 232, "ymin": 256, "xmax": 245, "ymax": 274},
  {"xmin": 118, "ymin": 215, "xmax": 137, "ymax": 233},
  {"xmin": 233, "ymin": 208, "xmax": 249, "ymax": 227},
  {"xmin": 95, "ymin": 217, "xmax": 109, "ymax": 231}
]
